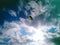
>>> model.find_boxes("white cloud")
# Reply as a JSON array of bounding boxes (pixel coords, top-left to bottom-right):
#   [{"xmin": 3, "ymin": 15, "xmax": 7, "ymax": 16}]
[
  {"xmin": 24, "ymin": 1, "xmax": 50, "ymax": 19},
  {"xmin": 1, "ymin": 0, "xmax": 60, "ymax": 45},
  {"xmin": 1, "ymin": 19, "xmax": 56, "ymax": 45},
  {"xmin": 24, "ymin": 0, "xmax": 55, "ymax": 27},
  {"xmin": 8, "ymin": 10, "xmax": 17, "ymax": 17}
]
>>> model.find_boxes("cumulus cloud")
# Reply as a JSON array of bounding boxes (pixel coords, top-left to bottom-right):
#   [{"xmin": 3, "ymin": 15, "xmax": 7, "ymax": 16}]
[
  {"xmin": 0, "ymin": 0, "xmax": 60, "ymax": 45},
  {"xmin": 1, "ymin": 19, "xmax": 56, "ymax": 45}
]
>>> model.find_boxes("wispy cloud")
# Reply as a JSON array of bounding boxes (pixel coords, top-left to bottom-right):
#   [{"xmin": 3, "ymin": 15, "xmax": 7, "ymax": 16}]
[
  {"xmin": 0, "ymin": 0, "xmax": 60, "ymax": 45},
  {"xmin": 8, "ymin": 10, "xmax": 17, "ymax": 17}
]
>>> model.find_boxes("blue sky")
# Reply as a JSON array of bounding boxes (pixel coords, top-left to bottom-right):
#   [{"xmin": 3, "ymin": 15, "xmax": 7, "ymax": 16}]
[{"xmin": 0, "ymin": 0, "xmax": 60, "ymax": 45}]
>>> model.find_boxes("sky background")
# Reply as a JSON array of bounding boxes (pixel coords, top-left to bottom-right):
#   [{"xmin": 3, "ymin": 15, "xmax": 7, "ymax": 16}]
[{"xmin": 0, "ymin": 0, "xmax": 60, "ymax": 45}]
